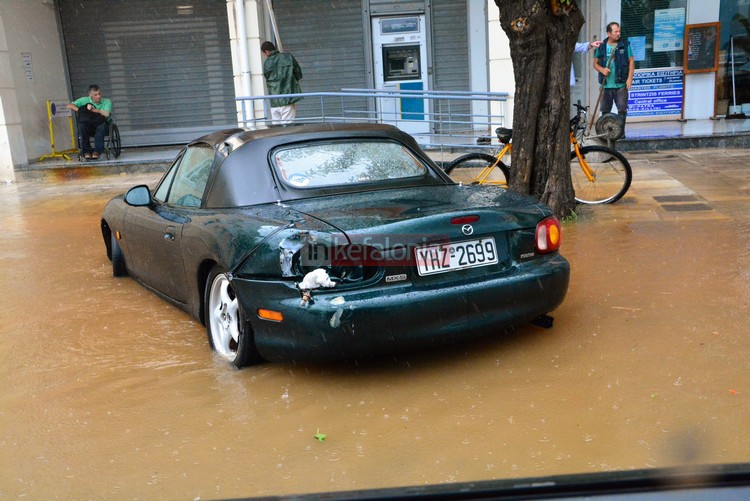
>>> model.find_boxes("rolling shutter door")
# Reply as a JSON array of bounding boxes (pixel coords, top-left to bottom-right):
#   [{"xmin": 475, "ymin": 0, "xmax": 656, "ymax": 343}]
[
  {"xmin": 271, "ymin": 0, "xmax": 368, "ymax": 120},
  {"xmin": 431, "ymin": 0, "xmax": 470, "ymax": 132},
  {"xmin": 59, "ymin": 0, "xmax": 236, "ymax": 146}
]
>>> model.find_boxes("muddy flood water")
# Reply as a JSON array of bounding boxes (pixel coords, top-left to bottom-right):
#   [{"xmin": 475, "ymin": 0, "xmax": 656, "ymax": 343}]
[{"xmin": 2, "ymin": 148, "xmax": 750, "ymax": 499}]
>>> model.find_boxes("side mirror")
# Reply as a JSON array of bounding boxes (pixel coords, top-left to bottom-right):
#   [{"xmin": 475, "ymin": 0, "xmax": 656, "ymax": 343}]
[{"xmin": 124, "ymin": 185, "xmax": 152, "ymax": 207}]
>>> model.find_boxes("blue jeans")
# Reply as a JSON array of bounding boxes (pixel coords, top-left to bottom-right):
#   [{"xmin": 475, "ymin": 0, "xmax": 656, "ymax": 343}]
[
  {"xmin": 80, "ymin": 121, "xmax": 109, "ymax": 154},
  {"xmin": 601, "ymin": 87, "xmax": 629, "ymax": 120}
]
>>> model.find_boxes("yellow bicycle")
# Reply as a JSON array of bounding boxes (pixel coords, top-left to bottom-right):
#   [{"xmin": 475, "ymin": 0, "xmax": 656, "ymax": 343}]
[{"xmin": 444, "ymin": 101, "xmax": 633, "ymax": 204}]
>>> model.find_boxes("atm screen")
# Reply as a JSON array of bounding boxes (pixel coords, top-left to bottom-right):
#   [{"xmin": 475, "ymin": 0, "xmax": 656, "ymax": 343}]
[
  {"xmin": 389, "ymin": 57, "xmax": 406, "ymax": 72},
  {"xmin": 383, "ymin": 45, "xmax": 420, "ymax": 82}
]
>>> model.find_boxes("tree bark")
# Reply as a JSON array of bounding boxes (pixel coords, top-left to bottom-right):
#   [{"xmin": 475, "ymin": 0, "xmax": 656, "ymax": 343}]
[{"xmin": 495, "ymin": 0, "xmax": 585, "ymax": 218}]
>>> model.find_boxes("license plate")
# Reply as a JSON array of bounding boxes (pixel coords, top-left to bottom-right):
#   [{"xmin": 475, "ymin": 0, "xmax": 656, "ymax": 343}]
[{"xmin": 415, "ymin": 237, "xmax": 498, "ymax": 276}]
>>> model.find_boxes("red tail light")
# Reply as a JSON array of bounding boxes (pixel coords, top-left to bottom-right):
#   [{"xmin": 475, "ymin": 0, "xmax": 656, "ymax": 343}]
[{"xmin": 535, "ymin": 217, "xmax": 561, "ymax": 254}]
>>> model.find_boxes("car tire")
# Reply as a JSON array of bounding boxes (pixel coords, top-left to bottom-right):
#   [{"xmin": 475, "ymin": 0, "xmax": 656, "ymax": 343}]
[
  {"xmin": 111, "ymin": 232, "xmax": 127, "ymax": 277},
  {"xmin": 205, "ymin": 266, "xmax": 263, "ymax": 368}
]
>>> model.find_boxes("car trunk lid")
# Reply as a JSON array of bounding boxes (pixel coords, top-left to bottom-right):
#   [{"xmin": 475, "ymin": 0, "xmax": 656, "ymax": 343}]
[{"xmin": 285, "ymin": 185, "xmax": 552, "ymax": 283}]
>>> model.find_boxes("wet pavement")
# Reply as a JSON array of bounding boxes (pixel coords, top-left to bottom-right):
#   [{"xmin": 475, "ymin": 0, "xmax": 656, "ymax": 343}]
[{"xmin": 1, "ymin": 147, "xmax": 750, "ymax": 499}]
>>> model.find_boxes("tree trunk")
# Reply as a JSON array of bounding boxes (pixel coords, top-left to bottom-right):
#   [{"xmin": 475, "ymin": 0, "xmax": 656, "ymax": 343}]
[{"xmin": 495, "ymin": 0, "xmax": 585, "ymax": 218}]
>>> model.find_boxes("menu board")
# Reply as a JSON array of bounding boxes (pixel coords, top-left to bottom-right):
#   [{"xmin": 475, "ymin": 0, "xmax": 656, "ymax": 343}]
[{"xmin": 684, "ymin": 23, "xmax": 720, "ymax": 73}]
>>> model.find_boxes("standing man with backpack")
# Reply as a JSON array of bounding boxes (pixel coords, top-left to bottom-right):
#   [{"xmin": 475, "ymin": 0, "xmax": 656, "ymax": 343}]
[
  {"xmin": 261, "ymin": 41, "xmax": 303, "ymax": 124},
  {"xmin": 593, "ymin": 22, "xmax": 635, "ymax": 133}
]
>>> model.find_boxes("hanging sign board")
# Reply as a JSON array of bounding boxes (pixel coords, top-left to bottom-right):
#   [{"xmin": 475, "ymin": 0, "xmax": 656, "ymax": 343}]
[{"xmin": 684, "ymin": 23, "xmax": 720, "ymax": 74}]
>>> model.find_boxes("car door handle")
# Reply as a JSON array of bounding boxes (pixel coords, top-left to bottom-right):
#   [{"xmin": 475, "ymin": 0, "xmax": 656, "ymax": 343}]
[{"xmin": 164, "ymin": 226, "xmax": 176, "ymax": 241}]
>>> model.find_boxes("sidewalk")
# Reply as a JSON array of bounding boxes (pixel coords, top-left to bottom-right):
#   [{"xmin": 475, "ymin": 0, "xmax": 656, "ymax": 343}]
[
  {"xmin": 16, "ymin": 117, "xmax": 750, "ymax": 181},
  {"xmin": 572, "ymin": 148, "xmax": 750, "ymax": 222}
]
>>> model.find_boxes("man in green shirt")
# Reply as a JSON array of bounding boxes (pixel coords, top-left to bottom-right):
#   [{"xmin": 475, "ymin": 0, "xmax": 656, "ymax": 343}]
[
  {"xmin": 67, "ymin": 84, "xmax": 113, "ymax": 160},
  {"xmin": 261, "ymin": 41, "xmax": 303, "ymax": 124}
]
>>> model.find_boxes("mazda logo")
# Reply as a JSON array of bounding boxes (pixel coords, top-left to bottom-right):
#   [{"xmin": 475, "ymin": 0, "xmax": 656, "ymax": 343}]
[{"xmin": 461, "ymin": 224, "xmax": 474, "ymax": 236}]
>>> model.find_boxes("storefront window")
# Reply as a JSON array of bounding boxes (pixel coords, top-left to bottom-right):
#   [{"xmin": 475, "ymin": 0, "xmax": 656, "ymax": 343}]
[
  {"xmin": 621, "ymin": 0, "xmax": 688, "ymax": 70},
  {"xmin": 620, "ymin": 1, "xmax": 687, "ymax": 118},
  {"xmin": 718, "ymin": 0, "xmax": 750, "ymax": 114}
]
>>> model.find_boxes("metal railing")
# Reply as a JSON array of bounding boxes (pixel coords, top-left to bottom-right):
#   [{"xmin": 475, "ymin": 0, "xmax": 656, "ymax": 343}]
[{"xmin": 235, "ymin": 88, "xmax": 509, "ymax": 151}]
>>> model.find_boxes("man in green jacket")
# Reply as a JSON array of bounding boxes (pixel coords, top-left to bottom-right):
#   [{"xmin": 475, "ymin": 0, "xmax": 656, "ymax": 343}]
[{"xmin": 261, "ymin": 41, "xmax": 303, "ymax": 124}]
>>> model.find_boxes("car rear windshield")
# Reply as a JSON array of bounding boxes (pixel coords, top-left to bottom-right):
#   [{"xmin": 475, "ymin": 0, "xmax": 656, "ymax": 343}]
[{"xmin": 272, "ymin": 140, "xmax": 427, "ymax": 188}]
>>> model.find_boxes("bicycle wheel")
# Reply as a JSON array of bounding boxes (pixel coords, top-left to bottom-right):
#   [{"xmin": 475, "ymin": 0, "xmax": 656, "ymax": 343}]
[
  {"xmin": 571, "ymin": 145, "xmax": 632, "ymax": 204},
  {"xmin": 444, "ymin": 153, "xmax": 510, "ymax": 185}
]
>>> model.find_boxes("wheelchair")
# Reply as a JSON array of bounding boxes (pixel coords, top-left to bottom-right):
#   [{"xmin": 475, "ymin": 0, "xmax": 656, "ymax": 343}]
[{"xmin": 75, "ymin": 112, "xmax": 122, "ymax": 161}]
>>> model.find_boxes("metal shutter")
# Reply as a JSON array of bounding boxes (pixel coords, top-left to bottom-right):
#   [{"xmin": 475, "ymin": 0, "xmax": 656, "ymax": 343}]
[
  {"xmin": 58, "ymin": 0, "xmax": 236, "ymax": 146},
  {"xmin": 431, "ymin": 0, "xmax": 469, "ymax": 91},
  {"xmin": 271, "ymin": 0, "xmax": 368, "ymax": 120},
  {"xmin": 431, "ymin": 0, "xmax": 470, "ymax": 132}
]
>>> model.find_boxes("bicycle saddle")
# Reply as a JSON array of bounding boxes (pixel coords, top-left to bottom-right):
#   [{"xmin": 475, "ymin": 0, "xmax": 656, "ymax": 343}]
[{"xmin": 495, "ymin": 127, "xmax": 512, "ymax": 143}]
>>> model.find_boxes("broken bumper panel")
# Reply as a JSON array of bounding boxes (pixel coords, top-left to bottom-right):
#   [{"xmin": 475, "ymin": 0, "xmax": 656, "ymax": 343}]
[{"xmin": 232, "ymin": 254, "xmax": 570, "ymax": 363}]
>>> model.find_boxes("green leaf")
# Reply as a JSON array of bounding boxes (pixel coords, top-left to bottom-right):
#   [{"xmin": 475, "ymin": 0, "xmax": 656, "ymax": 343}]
[{"xmin": 314, "ymin": 428, "xmax": 327, "ymax": 442}]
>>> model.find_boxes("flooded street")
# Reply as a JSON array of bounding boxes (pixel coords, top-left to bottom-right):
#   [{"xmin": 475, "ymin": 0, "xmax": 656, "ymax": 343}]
[{"xmin": 2, "ymin": 148, "xmax": 750, "ymax": 499}]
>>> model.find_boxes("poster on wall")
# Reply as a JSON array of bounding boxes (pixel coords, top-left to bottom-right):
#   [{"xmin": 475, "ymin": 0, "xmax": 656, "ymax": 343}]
[
  {"xmin": 628, "ymin": 69, "xmax": 683, "ymax": 118},
  {"xmin": 629, "ymin": 36, "xmax": 647, "ymax": 62},
  {"xmin": 22, "ymin": 52, "xmax": 34, "ymax": 82},
  {"xmin": 653, "ymin": 8, "xmax": 686, "ymax": 52}
]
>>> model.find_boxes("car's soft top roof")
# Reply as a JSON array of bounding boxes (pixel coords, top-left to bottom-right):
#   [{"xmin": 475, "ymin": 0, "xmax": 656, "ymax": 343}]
[
  {"xmin": 192, "ymin": 122, "xmax": 405, "ymax": 153},
  {"xmin": 200, "ymin": 122, "xmax": 449, "ymax": 208}
]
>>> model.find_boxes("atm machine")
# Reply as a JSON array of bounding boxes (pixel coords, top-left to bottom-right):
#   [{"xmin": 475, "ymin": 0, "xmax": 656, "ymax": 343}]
[{"xmin": 371, "ymin": 15, "xmax": 430, "ymax": 139}]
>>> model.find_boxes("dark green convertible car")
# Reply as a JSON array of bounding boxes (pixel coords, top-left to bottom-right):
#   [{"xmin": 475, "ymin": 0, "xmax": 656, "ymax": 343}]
[{"xmin": 101, "ymin": 123, "xmax": 569, "ymax": 367}]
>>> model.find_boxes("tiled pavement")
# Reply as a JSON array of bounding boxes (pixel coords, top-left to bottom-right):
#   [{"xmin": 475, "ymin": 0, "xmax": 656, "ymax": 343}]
[{"xmin": 618, "ymin": 148, "xmax": 750, "ymax": 222}]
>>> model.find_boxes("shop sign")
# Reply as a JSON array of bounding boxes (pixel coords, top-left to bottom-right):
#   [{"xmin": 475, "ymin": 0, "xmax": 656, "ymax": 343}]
[
  {"xmin": 628, "ymin": 69, "xmax": 683, "ymax": 117},
  {"xmin": 381, "ymin": 17, "xmax": 420, "ymax": 34}
]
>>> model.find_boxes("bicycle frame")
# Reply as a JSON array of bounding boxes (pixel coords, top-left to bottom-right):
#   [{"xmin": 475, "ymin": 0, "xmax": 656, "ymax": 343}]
[
  {"xmin": 471, "ymin": 132, "xmax": 596, "ymax": 187},
  {"xmin": 446, "ymin": 99, "xmax": 632, "ymax": 205},
  {"xmin": 474, "ymin": 142, "xmax": 512, "ymax": 185},
  {"xmin": 569, "ymin": 132, "xmax": 597, "ymax": 183},
  {"xmin": 452, "ymin": 101, "xmax": 600, "ymax": 187}
]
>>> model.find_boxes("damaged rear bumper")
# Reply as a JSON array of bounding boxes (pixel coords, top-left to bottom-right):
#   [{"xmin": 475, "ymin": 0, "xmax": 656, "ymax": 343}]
[{"xmin": 232, "ymin": 255, "xmax": 570, "ymax": 363}]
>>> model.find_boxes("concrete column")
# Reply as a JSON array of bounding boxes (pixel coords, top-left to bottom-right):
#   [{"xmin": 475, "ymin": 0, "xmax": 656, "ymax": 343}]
[
  {"xmin": 487, "ymin": 1, "xmax": 513, "ymax": 126},
  {"xmin": 0, "ymin": 15, "xmax": 25, "ymax": 183},
  {"xmin": 684, "ymin": 0, "xmax": 721, "ymax": 119},
  {"xmin": 469, "ymin": 0, "xmax": 490, "ymax": 130},
  {"xmin": 227, "ymin": 0, "xmax": 266, "ymax": 123}
]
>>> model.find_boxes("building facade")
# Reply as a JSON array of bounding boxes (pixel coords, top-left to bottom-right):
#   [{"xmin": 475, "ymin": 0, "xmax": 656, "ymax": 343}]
[{"xmin": 0, "ymin": 0, "xmax": 745, "ymax": 182}]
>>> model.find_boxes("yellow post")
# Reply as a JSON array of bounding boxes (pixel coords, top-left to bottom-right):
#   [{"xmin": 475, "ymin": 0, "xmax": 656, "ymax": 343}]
[
  {"xmin": 68, "ymin": 114, "xmax": 76, "ymax": 150},
  {"xmin": 39, "ymin": 99, "xmax": 79, "ymax": 161}
]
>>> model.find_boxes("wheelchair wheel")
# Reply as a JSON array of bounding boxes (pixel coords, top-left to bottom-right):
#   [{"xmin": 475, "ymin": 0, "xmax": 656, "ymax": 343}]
[{"xmin": 108, "ymin": 123, "xmax": 122, "ymax": 159}]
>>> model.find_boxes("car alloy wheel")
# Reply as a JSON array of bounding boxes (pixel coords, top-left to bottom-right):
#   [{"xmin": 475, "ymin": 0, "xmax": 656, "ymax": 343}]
[
  {"xmin": 205, "ymin": 266, "xmax": 263, "ymax": 368},
  {"xmin": 208, "ymin": 271, "xmax": 241, "ymax": 363}
]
